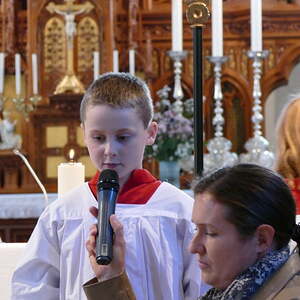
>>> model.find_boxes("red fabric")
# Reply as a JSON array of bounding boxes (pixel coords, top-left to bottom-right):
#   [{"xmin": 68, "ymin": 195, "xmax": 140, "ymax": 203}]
[
  {"xmin": 285, "ymin": 178, "xmax": 300, "ymax": 215},
  {"xmin": 292, "ymin": 191, "xmax": 300, "ymax": 215},
  {"xmin": 88, "ymin": 169, "xmax": 161, "ymax": 204}
]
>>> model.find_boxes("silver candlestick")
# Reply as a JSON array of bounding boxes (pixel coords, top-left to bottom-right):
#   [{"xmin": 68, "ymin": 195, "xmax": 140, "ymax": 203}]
[
  {"xmin": 239, "ymin": 50, "xmax": 274, "ymax": 168},
  {"xmin": 204, "ymin": 56, "xmax": 238, "ymax": 173},
  {"xmin": 168, "ymin": 50, "xmax": 188, "ymax": 112}
]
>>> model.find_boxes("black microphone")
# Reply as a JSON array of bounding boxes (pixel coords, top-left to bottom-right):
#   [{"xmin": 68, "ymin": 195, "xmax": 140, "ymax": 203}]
[{"xmin": 96, "ymin": 169, "xmax": 119, "ymax": 265}]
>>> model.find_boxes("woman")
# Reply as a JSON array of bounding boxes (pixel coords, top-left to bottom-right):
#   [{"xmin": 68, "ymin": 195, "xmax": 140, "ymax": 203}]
[
  {"xmin": 275, "ymin": 96, "xmax": 300, "ymax": 214},
  {"xmin": 83, "ymin": 164, "xmax": 300, "ymax": 299}
]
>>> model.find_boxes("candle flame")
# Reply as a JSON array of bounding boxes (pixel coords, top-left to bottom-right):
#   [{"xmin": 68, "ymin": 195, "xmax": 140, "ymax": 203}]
[{"xmin": 69, "ymin": 149, "xmax": 75, "ymax": 161}]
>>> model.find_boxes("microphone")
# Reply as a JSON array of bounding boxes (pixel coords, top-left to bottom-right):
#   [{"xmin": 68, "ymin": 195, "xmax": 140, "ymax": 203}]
[{"xmin": 96, "ymin": 169, "xmax": 119, "ymax": 265}]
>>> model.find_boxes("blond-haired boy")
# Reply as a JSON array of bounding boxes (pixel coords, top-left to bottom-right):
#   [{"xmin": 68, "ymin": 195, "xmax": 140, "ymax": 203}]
[{"xmin": 12, "ymin": 73, "xmax": 206, "ymax": 300}]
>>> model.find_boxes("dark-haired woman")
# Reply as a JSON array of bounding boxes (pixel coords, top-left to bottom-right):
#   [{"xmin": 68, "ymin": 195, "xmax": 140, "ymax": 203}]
[{"xmin": 84, "ymin": 164, "xmax": 300, "ymax": 299}]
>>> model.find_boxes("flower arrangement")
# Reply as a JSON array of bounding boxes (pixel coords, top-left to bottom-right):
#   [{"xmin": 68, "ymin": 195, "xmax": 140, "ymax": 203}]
[{"xmin": 145, "ymin": 86, "xmax": 194, "ymax": 164}]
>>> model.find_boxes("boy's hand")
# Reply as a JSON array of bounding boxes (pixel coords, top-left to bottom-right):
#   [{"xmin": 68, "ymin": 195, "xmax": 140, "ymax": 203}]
[{"xmin": 86, "ymin": 207, "xmax": 126, "ymax": 282}]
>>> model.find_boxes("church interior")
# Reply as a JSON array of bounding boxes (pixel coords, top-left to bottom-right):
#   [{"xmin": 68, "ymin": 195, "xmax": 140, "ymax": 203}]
[
  {"xmin": 0, "ymin": 1, "xmax": 300, "ymax": 299},
  {"xmin": 0, "ymin": 0, "xmax": 299, "ymax": 241}
]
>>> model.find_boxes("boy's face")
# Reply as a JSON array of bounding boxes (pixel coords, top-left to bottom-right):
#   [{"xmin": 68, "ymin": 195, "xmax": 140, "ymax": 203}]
[{"xmin": 83, "ymin": 104, "xmax": 157, "ymax": 187}]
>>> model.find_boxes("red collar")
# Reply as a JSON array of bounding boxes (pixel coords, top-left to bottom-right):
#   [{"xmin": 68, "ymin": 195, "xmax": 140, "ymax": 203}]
[{"xmin": 88, "ymin": 169, "xmax": 161, "ymax": 204}]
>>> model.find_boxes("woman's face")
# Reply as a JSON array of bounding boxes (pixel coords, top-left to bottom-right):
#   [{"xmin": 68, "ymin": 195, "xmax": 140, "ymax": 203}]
[{"xmin": 190, "ymin": 192, "xmax": 259, "ymax": 289}]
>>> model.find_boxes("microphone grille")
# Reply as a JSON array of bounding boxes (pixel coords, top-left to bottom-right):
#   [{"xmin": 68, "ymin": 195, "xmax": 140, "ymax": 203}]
[{"xmin": 97, "ymin": 169, "xmax": 119, "ymax": 190}]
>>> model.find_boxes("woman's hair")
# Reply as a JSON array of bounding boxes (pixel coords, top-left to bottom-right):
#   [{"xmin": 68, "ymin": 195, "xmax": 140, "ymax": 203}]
[
  {"xmin": 275, "ymin": 96, "xmax": 300, "ymax": 179},
  {"xmin": 80, "ymin": 72, "xmax": 153, "ymax": 128},
  {"xmin": 193, "ymin": 164, "xmax": 299, "ymax": 249}
]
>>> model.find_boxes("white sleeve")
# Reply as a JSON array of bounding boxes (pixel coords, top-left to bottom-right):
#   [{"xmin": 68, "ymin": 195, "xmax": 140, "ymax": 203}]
[
  {"xmin": 11, "ymin": 208, "xmax": 60, "ymax": 300},
  {"xmin": 181, "ymin": 220, "xmax": 211, "ymax": 299}
]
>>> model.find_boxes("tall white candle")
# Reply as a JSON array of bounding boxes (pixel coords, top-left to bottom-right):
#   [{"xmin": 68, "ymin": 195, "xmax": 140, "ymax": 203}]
[
  {"xmin": 32, "ymin": 53, "xmax": 38, "ymax": 95},
  {"xmin": 57, "ymin": 150, "xmax": 85, "ymax": 196},
  {"xmin": 251, "ymin": 0, "xmax": 262, "ymax": 51},
  {"xmin": 129, "ymin": 49, "xmax": 135, "ymax": 76},
  {"xmin": 171, "ymin": 0, "xmax": 183, "ymax": 51},
  {"xmin": 57, "ymin": 162, "xmax": 85, "ymax": 196},
  {"xmin": 93, "ymin": 51, "xmax": 100, "ymax": 81},
  {"xmin": 15, "ymin": 53, "xmax": 21, "ymax": 95},
  {"xmin": 0, "ymin": 53, "xmax": 5, "ymax": 94},
  {"xmin": 113, "ymin": 49, "xmax": 119, "ymax": 72},
  {"xmin": 212, "ymin": 0, "xmax": 223, "ymax": 57}
]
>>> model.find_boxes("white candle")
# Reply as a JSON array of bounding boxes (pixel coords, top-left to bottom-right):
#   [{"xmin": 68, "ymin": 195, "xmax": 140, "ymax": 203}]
[
  {"xmin": 32, "ymin": 53, "xmax": 38, "ymax": 95},
  {"xmin": 171, "ymin": 0, "xmax": 183, "ymax": 51},
  {"xmin": 0, "ymin": 53, "xmax": 5, "ymax": 94},
  {"xmin": 113, "ymin": 49, "xmax": 119, "ymax": 72},
  {"xmin": 129, "ymin": 49, "xmax": 135, "ymax": 75},
  {"xmin": 15, "ymin": 53, "xmax": 21, "ymax": 95},
  {"xmin": 212, "ymin": 0, "xmax": 223, "ymax": 57},
  {"xmin": 57, "ymin": 162, "xmax": 85, "ymax": 196},
  {"xmin": 251, "ymin": 0, "xmax": 262, "ymax": 51},
  {"xmin": 93, "ymin": 51, "xmax": 100, "ymax": 81}
]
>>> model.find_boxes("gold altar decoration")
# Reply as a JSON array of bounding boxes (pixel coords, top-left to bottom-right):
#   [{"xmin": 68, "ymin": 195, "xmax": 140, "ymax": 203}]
[
  {"xmin": 44, "ymin": 17, "xmax": 66, "ymax": 80},
  {"xmin": 77, "ymin": 17, "xmax": 99, "ymax": 75},
  {"xmin": 186, "ymin": 0, "xmax": 210, "ymax": 27},
  {"xmin": 46, "ymin": 0, "xmax": 94, "ymax": 94}
]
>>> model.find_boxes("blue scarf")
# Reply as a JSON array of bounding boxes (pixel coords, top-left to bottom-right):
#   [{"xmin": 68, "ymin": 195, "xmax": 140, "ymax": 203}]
[{"xmin": 199, "ymin": 246, "xmax": 290, "ymax": 300}]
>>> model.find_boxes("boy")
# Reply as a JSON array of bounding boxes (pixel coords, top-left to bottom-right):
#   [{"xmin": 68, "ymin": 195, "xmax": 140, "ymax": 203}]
[{"xmin": 12, "ymin": 73, "xmax": 205, "ymax": 299}]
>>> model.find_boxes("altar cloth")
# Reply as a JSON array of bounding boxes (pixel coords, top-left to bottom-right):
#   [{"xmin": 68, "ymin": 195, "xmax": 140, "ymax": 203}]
[
  {"xmin": 0, "ymin": 190, "xmax": 193, "ymax": 219},
  {"xmin": 0, "ymin": 193, "xmax": 57, "ymax": 219}
]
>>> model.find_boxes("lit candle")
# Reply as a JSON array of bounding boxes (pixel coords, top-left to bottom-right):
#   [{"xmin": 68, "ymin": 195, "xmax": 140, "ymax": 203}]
[
  {"xmin": 0, "ymin": 53, "xmax": 4, "ymax": 94},
  {"xmin": 129, "ymin": 49, "xmax": 135, "ymax": 76},
  {"xmin": 171, "ymin": 0, "xmax": 183, "ymax": 51},
  {"xmin": 113, "ymin": 49, "xmax": 119, "ymax": 72},
  {"xmin": 15, "ymin": 53, "xmax": 21, "ymax": 95},
  {"xmin": 57, "ymin": 149, "xmax": 85, "ymax": 196},
  {"xmin": 93, "ymin": 51, "xmax": 100, "ymax": 81},
  {"xmin": 251, "ymin": 0, "xmax": 262, "ymax": 51},
  {"xmin": 32, "ymin": 53, "xmax": 38, "ymax": 95},
  {"xmin": 212, "ymin": 0, "xmax": 223, "ymax": 57}
]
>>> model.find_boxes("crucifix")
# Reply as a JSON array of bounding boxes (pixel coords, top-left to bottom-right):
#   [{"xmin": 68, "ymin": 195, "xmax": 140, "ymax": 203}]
[{"xmin": 46, "ymin": 0, "xmax": 94, "ymax": 94}]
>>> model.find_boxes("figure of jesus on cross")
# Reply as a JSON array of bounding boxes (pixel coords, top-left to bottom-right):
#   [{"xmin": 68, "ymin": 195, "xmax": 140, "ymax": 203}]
[{"xmin": 46, "ymin": 0, "xmax": 94, "ymax": 94}]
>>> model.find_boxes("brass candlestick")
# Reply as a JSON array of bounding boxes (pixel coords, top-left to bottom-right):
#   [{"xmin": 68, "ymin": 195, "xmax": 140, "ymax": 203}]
[{"xmin": 186, "ymin": 0, "xmax": 210, "ymax": 177}]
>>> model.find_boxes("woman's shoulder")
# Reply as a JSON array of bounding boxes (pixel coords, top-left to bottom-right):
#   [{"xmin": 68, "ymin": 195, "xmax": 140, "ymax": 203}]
[
  {"xmin": 271, "ymin": 274, "xmax": 300, "ymax": 299},
  {"xmin": 252, "ymin": 250, "xmax": 300, "ymax": 300}
]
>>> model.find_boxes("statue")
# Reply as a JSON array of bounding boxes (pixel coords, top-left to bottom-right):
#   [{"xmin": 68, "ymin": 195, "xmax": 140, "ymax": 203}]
[
  {"xmin": 47, "ymin": 2, "xmax": 88, "ymax": 46},
  {"xmin": 46, "ymin": 0, "xmax": 94, "ymax": 94},
  {"xmin": 0, "ymin": 110, "xmax": 22, "ymax": 149}
]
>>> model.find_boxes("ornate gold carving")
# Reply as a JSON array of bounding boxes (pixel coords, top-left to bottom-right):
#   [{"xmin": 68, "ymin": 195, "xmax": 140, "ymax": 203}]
[
  {"xmin": 204, "ymin": 48, "xmax": 211, "ymax": 79},
  {"xmin": 228, "ymin": 48, "xmax": 236, "ymax": 70},
  {"xmin": 164, "ymin": 54, "xmax": 172, "ymax": 72},
  {"xmin": 4, "ymin": 0, "xmax": 16, "ymax": 54},
  {"xmin": 241, "ymin": 49, "xmax": 248, "ymax": 78},
  {"xmin": 152, "ymin": 49, "xmax": 159, "ymax": 77},
  {"xmin": 44, "ymin": 17, "xmax": 66, "ymax": 78},
  {"xmin": 267, "ymin": 48, "xmax": 275, "ymax": 70},
  {"xmin": 186, "ymin": 0, "xmax": 210, "ymax": 27},
  {"xmin": 77, "ymin": 17, "xmax": 99, "ymax": 74}
]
